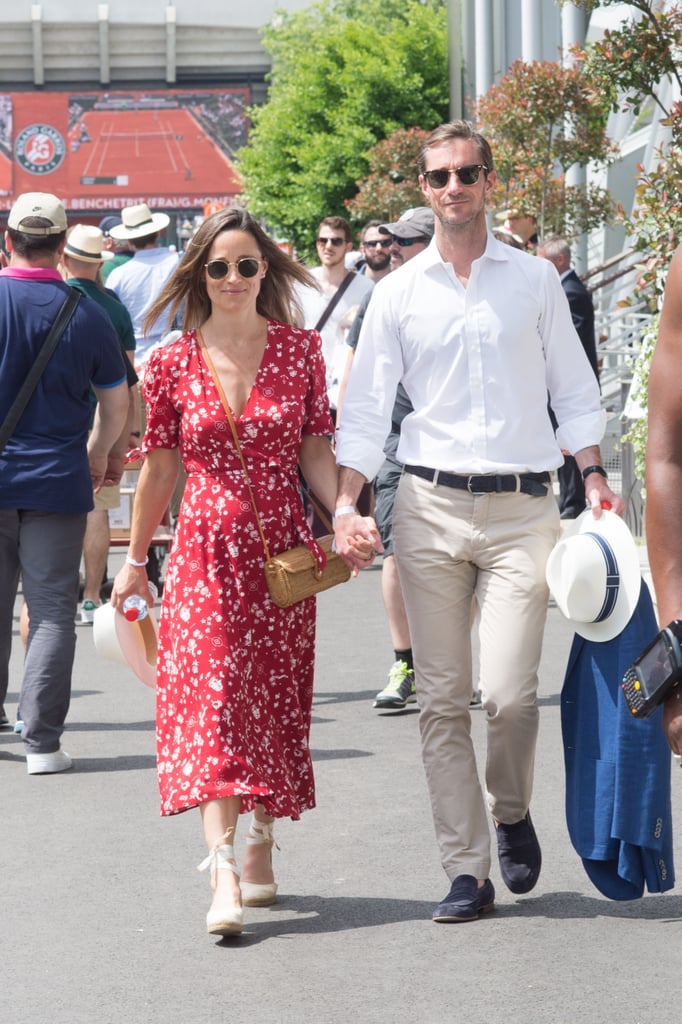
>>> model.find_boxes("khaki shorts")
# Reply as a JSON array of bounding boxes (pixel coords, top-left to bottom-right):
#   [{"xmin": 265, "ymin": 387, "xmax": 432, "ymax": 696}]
[{"xmin": 93, "ymin": 483, "xmax": 121, "ymax": 511}]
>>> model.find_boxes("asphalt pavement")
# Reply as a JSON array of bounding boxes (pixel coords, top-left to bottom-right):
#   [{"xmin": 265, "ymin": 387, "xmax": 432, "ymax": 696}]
[{"xmin": 2, "ymin": 551, "xmax": 682, "ymax": 1024}]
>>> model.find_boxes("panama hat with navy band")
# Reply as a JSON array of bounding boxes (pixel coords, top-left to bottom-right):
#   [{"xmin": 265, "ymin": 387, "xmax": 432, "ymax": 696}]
[
  {"xmin": 108, "ymin": 202, "xmax": 170, "ymax": 241},
  {"xmin": 64, "ymin": 224, "xmax": 114, "ymax": 263},
  {"xmin": 545, "ymin": 508, "xmax": 642, "ymax": 642}
]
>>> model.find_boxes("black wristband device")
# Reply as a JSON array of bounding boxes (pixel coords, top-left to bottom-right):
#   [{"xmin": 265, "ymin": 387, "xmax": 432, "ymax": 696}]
[
  {"xmin": 581, "ymin": 464, "xmax": 607, "ymax": 481},
  {"xmin": 621, "ymin": 620, "xmax": 682, "ymax": 718}
]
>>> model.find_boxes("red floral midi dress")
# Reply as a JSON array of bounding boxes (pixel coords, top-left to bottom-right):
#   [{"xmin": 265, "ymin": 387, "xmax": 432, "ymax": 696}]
[{"xmin": 142, "ymin": 321, "xmax": 334, "ymax": 818}]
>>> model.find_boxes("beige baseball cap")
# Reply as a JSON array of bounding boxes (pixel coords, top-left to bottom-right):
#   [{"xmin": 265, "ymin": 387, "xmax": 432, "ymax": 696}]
[{"xmin": 8, "ymin": 192, "xmax": 67, "ymax": 235}]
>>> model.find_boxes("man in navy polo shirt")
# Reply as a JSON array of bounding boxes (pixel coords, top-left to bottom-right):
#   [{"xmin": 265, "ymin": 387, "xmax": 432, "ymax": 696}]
[{"xmin": 0, "ymin": 192, "xmax": 128, "ymax": 774}]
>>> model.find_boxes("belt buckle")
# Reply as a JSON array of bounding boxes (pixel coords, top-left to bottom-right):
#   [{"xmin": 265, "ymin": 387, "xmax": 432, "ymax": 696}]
[{"xmin": 467, "ymin": 475, "xmax": 486, "ymax": 495}]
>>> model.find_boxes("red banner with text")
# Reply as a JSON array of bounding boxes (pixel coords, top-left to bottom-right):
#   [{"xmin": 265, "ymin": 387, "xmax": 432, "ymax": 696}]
[{"xmin": 0, "ymin": 87, "xmax": 247, "ymax": 213}]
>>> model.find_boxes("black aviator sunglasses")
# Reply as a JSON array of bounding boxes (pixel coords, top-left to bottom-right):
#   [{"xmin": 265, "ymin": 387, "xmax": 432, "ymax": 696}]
[
  {"xmin": 423, "ymin": 164, "xmax": 487, "ymax": 189},
  {"xmin": 205, "ymin": 257, "xmax": 263, "ymax": 280}
]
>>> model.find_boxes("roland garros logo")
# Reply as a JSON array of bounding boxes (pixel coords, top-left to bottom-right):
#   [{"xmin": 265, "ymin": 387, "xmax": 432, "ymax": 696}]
[{"xmin": 14, "ymin": 124, "xmax": 66, "ymax": 175}]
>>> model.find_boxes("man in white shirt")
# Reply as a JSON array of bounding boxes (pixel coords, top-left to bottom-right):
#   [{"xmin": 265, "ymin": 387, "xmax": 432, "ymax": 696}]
[
  {"xmin": 106, "ymin": 203, "xmax": 179, "ymax": 370},
  {"xmin": 296, "ymin": 215, "xmax": 373, "ymax": 412},
  {"xmin": 334, "ymin": 120, "xmax": 624, "ymax": 923}
]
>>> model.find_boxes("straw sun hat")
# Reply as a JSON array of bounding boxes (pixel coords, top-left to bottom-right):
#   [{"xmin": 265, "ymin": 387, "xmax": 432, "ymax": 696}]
[
  {"xmin": 108, "ymin": 202, "xmax": 170, "ymax": 240},
  {"xmin": 64, "ymin": 224, "xmax": 113, "ymax": 263},
  {"xmin": 93, "ymin": 601, "xmax": 158, "ymax": 687}
]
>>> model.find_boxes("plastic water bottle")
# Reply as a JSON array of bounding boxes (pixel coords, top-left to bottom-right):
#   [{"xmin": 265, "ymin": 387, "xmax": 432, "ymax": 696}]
[
  {"xmin": 122, "ymin": 582, "xmax": 158, "ymax": 622},
  {"xmin": 122, "ymin": 595, "xmax": 148, "ymax": 622}
]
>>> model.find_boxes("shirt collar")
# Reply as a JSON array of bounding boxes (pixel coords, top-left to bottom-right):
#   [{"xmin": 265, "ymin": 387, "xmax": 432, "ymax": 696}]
[
  {"xmin": 423, "ymin": 232, "xmax": 511, "ymax": 272},
  {"xmin": 0, "ymin": 266, "xmax": 63, "ymax": 281}
]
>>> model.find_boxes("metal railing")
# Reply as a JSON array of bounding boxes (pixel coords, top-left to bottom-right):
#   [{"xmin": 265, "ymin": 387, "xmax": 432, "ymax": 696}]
[{"xmin": 586, "ymin": 249, "xmax": 652, "ymax": 536}]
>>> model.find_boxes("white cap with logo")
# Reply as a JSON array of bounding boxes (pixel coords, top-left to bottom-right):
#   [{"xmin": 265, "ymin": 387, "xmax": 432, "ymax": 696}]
[{"xmin": 8, "ymin": 192, "xmax": 67, "ymax": 235}]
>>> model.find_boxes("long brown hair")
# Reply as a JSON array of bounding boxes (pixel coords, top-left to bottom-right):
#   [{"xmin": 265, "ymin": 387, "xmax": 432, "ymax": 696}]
[{"xmin": 143, "ymin": 207, "xmax": 317, "ymax": 335}]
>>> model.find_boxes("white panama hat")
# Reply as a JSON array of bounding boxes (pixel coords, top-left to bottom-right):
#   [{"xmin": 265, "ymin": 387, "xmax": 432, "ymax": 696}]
[
  {"xmin": 545, "ymin": 508, "xmax": 641, "ymax": 642},
  {"xmin": 64, "ymin": 224, "xmax": 114, "ymax": 263},
  {"xmin": 108, "ymin": 202, "xmax": 170, "ymax": 240},
  {"xmin": 93, "ymin": 601, "xmax": 158, "ymax": 687}
]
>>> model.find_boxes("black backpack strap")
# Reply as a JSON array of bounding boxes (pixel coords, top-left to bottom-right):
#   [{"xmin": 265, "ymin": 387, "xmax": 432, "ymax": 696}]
[
  {"xmin": 313, "ymin": 272, "xmax": 355, "ymax": 333},
  {"xmin": 0, "ymin": 288, "xmax": 82, "ymax": 456}
]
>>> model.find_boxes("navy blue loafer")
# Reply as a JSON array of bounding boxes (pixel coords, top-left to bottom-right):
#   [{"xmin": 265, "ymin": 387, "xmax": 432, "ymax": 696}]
[
  {"xmin": 495, "ymin": 811, "xmax": 542, "ymax": 894},
  {"xmin": 432, "ymin": 874, "xmax": 495, "ymax": 923}
]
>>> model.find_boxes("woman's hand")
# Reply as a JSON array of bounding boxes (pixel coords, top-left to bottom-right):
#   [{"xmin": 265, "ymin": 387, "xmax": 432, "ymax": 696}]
[
  {"xmin": 111, "ymin": 563, "xmax": 155, "ymax": 611},
  {"xmin": 334, "ymin": 512, "xmax": 384, "ymax": 576}
]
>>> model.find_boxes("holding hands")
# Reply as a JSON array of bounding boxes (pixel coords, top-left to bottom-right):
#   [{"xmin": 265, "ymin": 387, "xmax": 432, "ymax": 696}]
[{"xmin": 334, "ymin": 509, "xmax": 384, "ymax": 576}]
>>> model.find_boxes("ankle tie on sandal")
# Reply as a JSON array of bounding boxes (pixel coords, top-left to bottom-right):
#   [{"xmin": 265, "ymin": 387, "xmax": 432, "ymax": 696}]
[
  {"xmin": 246, "ymin": 819, "xmax": 280, "ymax": 850},
  {"xmin": 197, "ymin": 826, "xmax": 239, "ymax": 875}
]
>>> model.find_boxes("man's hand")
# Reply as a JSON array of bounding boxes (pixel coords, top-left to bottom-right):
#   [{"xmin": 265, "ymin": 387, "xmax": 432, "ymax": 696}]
[
  {"xmin": 88, "ymin": 451, "xmax": 108, "ymax": 492},
  {"xmin": 101, "ymin": 452, "xmax": 126, "ymax": 488},
  {"xmin": 584, "ymin": 478, "xmax": 625, "ymax": 518},
  {"xmin": 334, "ymin": 512, "xmax": 384, "ymax": 576},
  {"xmin": 576, "ymin": 448, "xmax": 625, "ymax": 518}
]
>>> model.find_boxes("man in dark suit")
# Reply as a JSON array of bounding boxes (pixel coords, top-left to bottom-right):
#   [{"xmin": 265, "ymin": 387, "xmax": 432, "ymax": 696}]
[{"xmin": 539, "ymin": 236, "xmax": 600, "ymax": 517}]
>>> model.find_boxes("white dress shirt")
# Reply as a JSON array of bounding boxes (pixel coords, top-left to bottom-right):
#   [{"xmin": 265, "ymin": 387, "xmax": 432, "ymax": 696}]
[{"xmin": 336, "ymin": 234, "xmax": 605, "ymax": 481}]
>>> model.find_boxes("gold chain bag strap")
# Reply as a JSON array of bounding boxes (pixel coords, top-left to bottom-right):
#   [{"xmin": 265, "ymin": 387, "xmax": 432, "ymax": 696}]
[{"xmin": 199, "ymin": 335, "xmax": 350, "ymax": 608}]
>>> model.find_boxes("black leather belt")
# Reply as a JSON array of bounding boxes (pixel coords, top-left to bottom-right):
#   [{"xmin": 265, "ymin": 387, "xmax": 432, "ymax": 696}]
[{"xmin": 404, "ymin": 465, "xmax": 550, "ymax": 497}]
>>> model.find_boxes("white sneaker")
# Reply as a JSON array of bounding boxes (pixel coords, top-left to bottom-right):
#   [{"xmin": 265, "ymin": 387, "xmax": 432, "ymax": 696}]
[
  {"xmin": 26, "ymin": 749, "xmax": 73, "ymax": 775},
  {"xmin": 78, "ymin": 600, "xmax": 100, "ymax": 624}
]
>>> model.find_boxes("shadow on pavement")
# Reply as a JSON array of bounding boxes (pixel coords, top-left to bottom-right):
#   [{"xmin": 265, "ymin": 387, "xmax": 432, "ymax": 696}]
[
  {"xmin": 310, "ymin": 747, "xmax": 373, "ymax": 761},
  {"xmin": 502, "ymin": 890, "xmax": 682, "ymax": 921},
  {"xmin": 0, "ymin": 748, "xmax": 156, "ymax": 772},
  {"xmin": 210, "ymin": 889, "xmax": 682, "ymax": 947}
]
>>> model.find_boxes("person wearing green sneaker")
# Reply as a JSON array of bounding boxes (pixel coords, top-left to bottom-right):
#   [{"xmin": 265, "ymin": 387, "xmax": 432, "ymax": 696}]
[
  {"xmin": 342, "ymin": 208, "xmax": 434, "ymax": 712},
  {"xmin": 62, "ymin": 224, "xmax": 138, "ymax": 625}
]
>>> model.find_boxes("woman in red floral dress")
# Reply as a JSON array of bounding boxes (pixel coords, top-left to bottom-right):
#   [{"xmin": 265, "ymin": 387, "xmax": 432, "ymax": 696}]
[{"xmin": 112, "ymin": 208, "xmax": 380, "ymax": 936}]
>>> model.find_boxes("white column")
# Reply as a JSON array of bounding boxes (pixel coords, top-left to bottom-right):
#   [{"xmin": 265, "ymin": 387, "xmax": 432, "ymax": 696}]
[
  {"xmin": 31, "ymin": 4, "xmax": 43, "ymax": 87},
  {"xmin": 561, "ymin": 0, "xmax": 587, "ymax": 57},
  {"xmin": 166, "ymin": 5, "xmax": 177, "ymax": 85},
  {"xmin": 448, "ymin": 0, "xmax": 464, "ymax": 119},
  {"xmin": 98, "ymin": 4, "xmax": 110, "ymax": 86},
  {"xmin": 521, "ymin": 0, "xmax": 542, "ymax": 63},
  {"xmin": 475, "ymin": 0, "xmax": 494, "ymax": 98},
  {"xmin": 461, "ymin": 0, "xmax": 476, "ymax": 119},
  {"xmin": 562, "ymin": 2, "xmax": 589, "ymax": 268}
]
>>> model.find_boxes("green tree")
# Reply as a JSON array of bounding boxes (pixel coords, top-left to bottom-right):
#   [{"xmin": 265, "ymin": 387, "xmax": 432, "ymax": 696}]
[
  {"xmin": 345, "ymin": 127, "xmax": 429, "ymax": 223},
  {"xmin": 568, "ymin": 0, "xmax": 682, "ymax": 118},
  {"xmin": 237, "ymin": 0, "xmax": 448, "ymax": 258},
  {"xmin": 570, "ymin": 0, "xmax": 682, "ymax": 300},
  {"xmin": 476, "ymin": 59, "xmax": 617, "ymax": 239},
  {"xmin": 566, "ymin": 2, "xmax": 682, "ymax": 473}
]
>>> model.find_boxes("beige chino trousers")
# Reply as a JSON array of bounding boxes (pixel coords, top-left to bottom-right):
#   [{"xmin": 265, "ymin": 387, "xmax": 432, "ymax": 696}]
[{"xmin": 393, "ymin": 472, "xmax": 560, "ymax": 882}]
